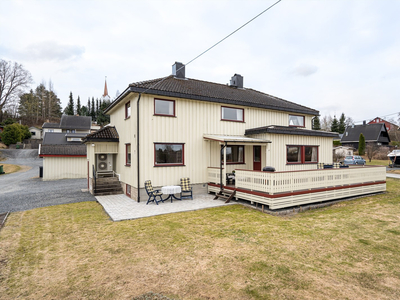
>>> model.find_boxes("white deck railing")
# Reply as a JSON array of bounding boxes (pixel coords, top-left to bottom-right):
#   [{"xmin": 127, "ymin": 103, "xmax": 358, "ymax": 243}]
[
  {"xmin": 208, "ymin": 166, "xmax": 386, "ymax": 195},
  {"xmin": 234, "ymin": 166, "xmax": 386, "ymax": 195}
]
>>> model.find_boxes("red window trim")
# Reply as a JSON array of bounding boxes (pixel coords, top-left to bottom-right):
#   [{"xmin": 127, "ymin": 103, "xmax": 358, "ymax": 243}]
[
  {"xmin": 125, "ymin": 101, "xmax": 131, "ymax": 119},
  {"xmin": 154, "ymin": 143, "xmax": 185, "ymax": 167},
  {"xmin": 286, "ymin": 145, "xmax": 319, "ymax": 165},
  {"xmin": 154, "ymin": 98, "xmax": 176, "ymax": 117},
  {"xmin": 289, "ymin": 114, "xmax": 305, "ymax": 128},
  {"xmin": 126, "ymin": 143, "xmax": 131, "ymax": 166},
  {"xmin": 223, "ymin": 145, "xmax": 245, "ymax": 164},
  {"xmin": 221, "ymin": 106, "xmax": 245, "ymax": 123},
  {"xmin": 39, "ymin": 155, "xmax": 86, "ymax": 157}
]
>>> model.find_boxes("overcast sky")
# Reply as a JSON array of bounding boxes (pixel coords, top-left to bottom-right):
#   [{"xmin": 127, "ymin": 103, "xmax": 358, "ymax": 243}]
[{"xmin": 1, "ymin": 0, "xmax": 399, "ymax": 124}]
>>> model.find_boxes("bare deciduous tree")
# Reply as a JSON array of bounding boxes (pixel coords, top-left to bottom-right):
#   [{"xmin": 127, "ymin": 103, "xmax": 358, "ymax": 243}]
[
  {"xmin": 366, "ymin": 143, "xmax": 379, "ymax": 162},
  {"xmin": 0, "ymin": 59, "xmax": 33, "ymax": 121}
]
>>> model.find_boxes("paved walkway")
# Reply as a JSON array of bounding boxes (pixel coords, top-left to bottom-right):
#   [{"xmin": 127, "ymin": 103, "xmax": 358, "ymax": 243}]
[
  {"xmin": 386, "ymin": 173, "xmax": 400, "ymax": 179},
  {"xmin": 95, "ymin": 193, "xmax": 234, "ymax": 221}
]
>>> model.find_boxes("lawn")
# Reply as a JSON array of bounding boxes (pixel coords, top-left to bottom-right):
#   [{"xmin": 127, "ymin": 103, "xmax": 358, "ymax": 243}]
[
  {"xmin": 0, "ymin": 163, "xmax": 22, "ymax": 175},
  {"xmin": 1, "ymin": 179, "xmax": 400, "ymax": 300}
]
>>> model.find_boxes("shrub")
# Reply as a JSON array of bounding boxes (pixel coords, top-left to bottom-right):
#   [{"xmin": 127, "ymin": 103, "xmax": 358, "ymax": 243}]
[{"xmin": 373, "ymin": 146, "xmax": 390, "ymax": 160}]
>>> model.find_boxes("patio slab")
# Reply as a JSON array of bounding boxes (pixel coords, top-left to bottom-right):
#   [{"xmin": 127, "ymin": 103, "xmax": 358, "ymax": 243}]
[{"xmin": 95, "ymin": 193, "xmax": 234, "ymax": 221}]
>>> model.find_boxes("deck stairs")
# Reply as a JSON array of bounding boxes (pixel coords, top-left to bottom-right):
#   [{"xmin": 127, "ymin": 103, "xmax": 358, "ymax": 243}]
[
  {"xmin": 94, "ymin": 176, "xmax": 124, "ymax": 196},
  {"xmin": 214, "ymin": 188, "xmax": 236, "ymax": 203}
]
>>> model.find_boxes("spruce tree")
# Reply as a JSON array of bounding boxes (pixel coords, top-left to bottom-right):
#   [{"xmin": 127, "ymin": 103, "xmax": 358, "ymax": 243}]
[
  {"xmin": 87, "ymin": 98, "xmax": 91, "ymax": 116},
  {"xmin": 313, "ymin": 116, "xmax": 321, "ymax": 130},
  {"xmin": 359, "ymin": 133, "xmax": 366, "ymax": 155},
  {"xmin": 331, "ymin": 115, "xmax": 339, "ymax": 133},
  {"xmin": 65, "ymin": 92, "xmax": 74, "ymax": 115},
  {"xmin": 90, "ymin": 97, "xmax": 95, "ymax": 120},
  {"xmin": 338, "ymin": 113, "xmax": 346, "ymax": 134},
  {"xmin": 76, "ymin": 96, "xmax": 81, "ymax": 116}
]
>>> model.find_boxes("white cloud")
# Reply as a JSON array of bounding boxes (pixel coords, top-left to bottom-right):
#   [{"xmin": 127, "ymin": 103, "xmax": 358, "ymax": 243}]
[
  {"xmin": 19, "ymin": 41, "xmax": 85, "ymax": 62},
  {"xmin": 291, "ymin": 64, "xmax": 318, "ymax": 77}
]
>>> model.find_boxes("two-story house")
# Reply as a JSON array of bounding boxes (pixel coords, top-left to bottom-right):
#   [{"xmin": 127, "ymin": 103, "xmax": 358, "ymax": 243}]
[{"xmin": 83, "ymin": 62, "xmax": 381, "ymax": 209}]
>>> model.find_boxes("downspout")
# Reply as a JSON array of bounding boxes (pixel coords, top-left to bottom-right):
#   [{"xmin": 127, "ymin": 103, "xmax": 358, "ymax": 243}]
[{"xmin": 136, "ymin": 93, "xmax": 142, "ymax": 202}]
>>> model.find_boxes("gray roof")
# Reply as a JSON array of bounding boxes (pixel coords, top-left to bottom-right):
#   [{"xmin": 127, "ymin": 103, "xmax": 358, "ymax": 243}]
[
  {"xmin": 341, "ymin": 123, "xmax": 390, "ymax": 143},
  {"xmin": 245, "ymin": 125, "xmax": 339, "ymax": 138},
  {"xmin": 42, "ymin": 122, "xmax": 59, "ymax": 129},
  {"xmin": 105, "ymin": 75, "xmax": 319, "ymax": 116},
  {"xmin": 42, "ymin": 133, "xmax": 82, "ymax": 145},
  {"xmin": 82, "ymin": 126, "xmax": 119, "ymax": 143},
  {"xmin": 40, "ymin": 144, "xmax": 86, "ymax": 156},
  {"xmin": 60, "ymin": 115, "xmax": 91, "ymax": 130}
]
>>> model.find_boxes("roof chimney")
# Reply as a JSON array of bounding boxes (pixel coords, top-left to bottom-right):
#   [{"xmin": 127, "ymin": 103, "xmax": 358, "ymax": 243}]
[
  {"xmin": 172, "ymin": 62, "xmax": 185, "ymax": 79},
  {"xmin": 230, "ymin": 74, "xmax": 243, "ymax": 89},
  {"xmin": 363, "ymin": 120, "xmax": 366, "ymax": 126}
]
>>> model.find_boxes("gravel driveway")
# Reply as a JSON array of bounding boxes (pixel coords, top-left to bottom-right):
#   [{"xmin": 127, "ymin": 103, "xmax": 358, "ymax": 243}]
[{"xmin": 0, "ymin": 149, "xmax": 96, "ymax": 213}]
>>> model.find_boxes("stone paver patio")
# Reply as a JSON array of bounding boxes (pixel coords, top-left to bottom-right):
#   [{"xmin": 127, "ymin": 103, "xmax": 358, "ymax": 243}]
[{"xmin": 95, "ymin": 193, "xmax": 234, "ymax": 221}]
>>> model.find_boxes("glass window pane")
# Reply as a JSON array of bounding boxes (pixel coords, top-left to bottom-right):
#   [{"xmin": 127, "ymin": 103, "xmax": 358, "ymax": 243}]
[
  {"xmin": 222, "ymin": 146, "xmax": 244, "ymax": 163},
  {"xmin": 222, "ymin": 107, "xmax": 243, "ymax": 121},
  {"xmin": 155, "ymin": 144, "xmax": 183, "ymax": 165},
  {"xmin": 304, "ymin": 146, "xmax": 318, "ymax": 162},
  {"xmin": 287, "ymin": 146, "xmax": 301, "ymax": 162},
  {"xmin": 155, "ymin": 100, "xmax": 174, "ymax": 116},
  {"xmin": 289, "ymin": 115, "xmax": 304, "ymax": 127}
]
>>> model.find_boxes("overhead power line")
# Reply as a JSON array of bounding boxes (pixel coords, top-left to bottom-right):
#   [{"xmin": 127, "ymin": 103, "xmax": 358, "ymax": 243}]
[{"xmin": 137, "ymin": 0, "xmax": 283, "ymax": 96}]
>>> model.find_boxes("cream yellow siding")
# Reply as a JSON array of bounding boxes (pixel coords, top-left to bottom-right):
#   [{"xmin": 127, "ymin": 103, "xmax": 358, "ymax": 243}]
[
  {"xmin": 106, "ymin": 93, "xmax": 326, "ymax": 189},
  {"xmin": 43, "ymin": 157, "xmax": 87, "ymax": 180}
]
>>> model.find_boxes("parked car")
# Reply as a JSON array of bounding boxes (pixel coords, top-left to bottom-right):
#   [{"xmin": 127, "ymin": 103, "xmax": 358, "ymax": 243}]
[{"xmin": 343, "ymin": 155, "xmax": 366, "ymax": 165}]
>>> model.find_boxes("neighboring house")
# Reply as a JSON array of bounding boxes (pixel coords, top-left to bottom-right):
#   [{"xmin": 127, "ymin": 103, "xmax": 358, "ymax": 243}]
[
  {"xmin": 42, "ymin": 115, "xmax": 93, "ymax": 137},
  {"xmin": 368, "ymin": 117, "xmax": 399, "ymax": 131},
  {"xmin": 341, "ymin": 122, "xmax": 391, "ymax": 149},
  {"xmin": 84, "ymin": 62, "xmax": 350, "ymax": 206},
  {"xmin": 40, "ymin": 115, "xmax": 93, "ymax": 180},
  {"xmin": 29, "ymin": 126, "xmax": 42, "ymax": 139}
]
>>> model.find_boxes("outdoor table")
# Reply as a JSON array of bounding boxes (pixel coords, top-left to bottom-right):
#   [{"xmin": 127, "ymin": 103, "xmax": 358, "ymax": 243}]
[{"xmin": 161, "ymin": 185, "xmax": 182, "ymax": 203}]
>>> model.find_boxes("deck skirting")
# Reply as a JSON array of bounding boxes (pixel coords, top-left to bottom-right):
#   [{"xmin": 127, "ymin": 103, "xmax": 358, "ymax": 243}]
[{"xmin": 208, "ymin": 182, "xmax": 386, "ymax": 210}]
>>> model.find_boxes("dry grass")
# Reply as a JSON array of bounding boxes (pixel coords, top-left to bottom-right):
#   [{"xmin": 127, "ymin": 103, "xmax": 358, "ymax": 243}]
[
  {"xmin": 0, "ymin": 142, "xmax": 7, "ymax": 149},
  {"xmin": 1, "ymin": 179, "xmax": 400, "ymax": 299},
  {"xmin": 0, "ymin": 164, "xmax": 24, "ymax": 175},
  {"xmin": 365, "ymin": 159, "xmax": 390, "ymax": 166}
]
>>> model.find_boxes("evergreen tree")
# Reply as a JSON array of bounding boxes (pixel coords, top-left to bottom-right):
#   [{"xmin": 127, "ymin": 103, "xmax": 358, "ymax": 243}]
[
  {"xmin": 331, "ymin": 115, "xmax": 339, "ymax": 133},
  {"xmin": 76, "ymin": 96, "xmax": 81, "ymax": 116},
  {"xmin": 81, "ymin": 106, "xmax": 88, "ymax": 116},
  {"xmin": 90, "ymin": 97, "xmax": 95, "ymax": 120},
  {"xmin": 87, "ymin": 97, "xmax": 91, "ymax": 116},
  {"xmin": 359, "ymin": 133, "xmax": 366, "ymax": 155},
  {"xmin": 338, "ymin": 113, "xmax": 346, "ymax": 134},
  {"xmin": 96, "ymin": 99, "xmax": 111, "ymax": 126},
  {"xmin": 0, "ymin": 123, "xmax": 30, "ymax": 146},
  {"xmin": 65, "ymin": 92, "xmax": 74, "ymax": 115},
  {"xmin": 312, "ymin": 116, "xmax": 321, "ymax": 130}
]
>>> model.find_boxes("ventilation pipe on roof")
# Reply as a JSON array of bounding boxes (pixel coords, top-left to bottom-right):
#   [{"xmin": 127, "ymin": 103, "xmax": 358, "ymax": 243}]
[
  {"xmin": 230, "ymin": 74, "xmax": 243, "ymax": 88},
  {"xmin": 172, "ymin": 62, "xmax": 185, "ymax": 79}
]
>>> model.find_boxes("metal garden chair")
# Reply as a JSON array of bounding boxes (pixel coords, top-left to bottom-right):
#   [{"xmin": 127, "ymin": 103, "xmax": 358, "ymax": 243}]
[
  {"xmin": 180, "ymin": 177, "xmax": 193, "ymax": 200},
  {"xmin": 144, "ymin": 180, "xmax": 164, "ymax": 205}
]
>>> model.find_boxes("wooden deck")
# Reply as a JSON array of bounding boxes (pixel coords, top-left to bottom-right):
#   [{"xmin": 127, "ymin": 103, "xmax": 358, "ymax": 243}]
[{"xmin": 207, "ymin": 166, "xmax": 386, "ymax": 210}]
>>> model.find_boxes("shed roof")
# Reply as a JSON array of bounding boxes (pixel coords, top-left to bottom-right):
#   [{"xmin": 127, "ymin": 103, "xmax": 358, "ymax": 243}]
[
  {"xmin": 42, "ymin": 122, "xmax": 60, "ymax": 129},
  {"xmin": 245, "ymin": 125, "xmax": 339, "ymax": 138},
  {"xmin": 105, "ymin": 75, "xmax": 319, "ymax": 116},
  {"xmin": 40, "ymin": 144, "xmax": 86, "ymax": 156},
  {"xmin": 43, "ymin": 132, "xmax": 82, "ymax": 145}
]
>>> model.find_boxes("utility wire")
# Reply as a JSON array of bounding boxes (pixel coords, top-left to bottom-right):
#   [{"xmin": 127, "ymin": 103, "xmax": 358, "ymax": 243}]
[
  {"xmin": 136, "ymin": 0, "xmax": 283, "ymax": 96},
  {"xmin": 353, "ymin": 112, "xmax": 400, "ymax": 124}
]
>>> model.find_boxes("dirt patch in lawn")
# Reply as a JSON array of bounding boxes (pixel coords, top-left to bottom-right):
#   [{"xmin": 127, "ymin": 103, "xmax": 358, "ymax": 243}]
[
  {"xmin": 0, "ymin": 164, "xmax": 31, "ymax": 175},
  {"xmin": 0, "ymin": 179, "xmax": 399, "ymax": 299}
]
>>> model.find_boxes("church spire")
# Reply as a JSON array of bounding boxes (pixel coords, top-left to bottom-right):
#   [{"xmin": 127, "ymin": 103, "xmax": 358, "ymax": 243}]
[{"xmin": 103, "ymin": 76, "xmax": 109, "ymax": 97}]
